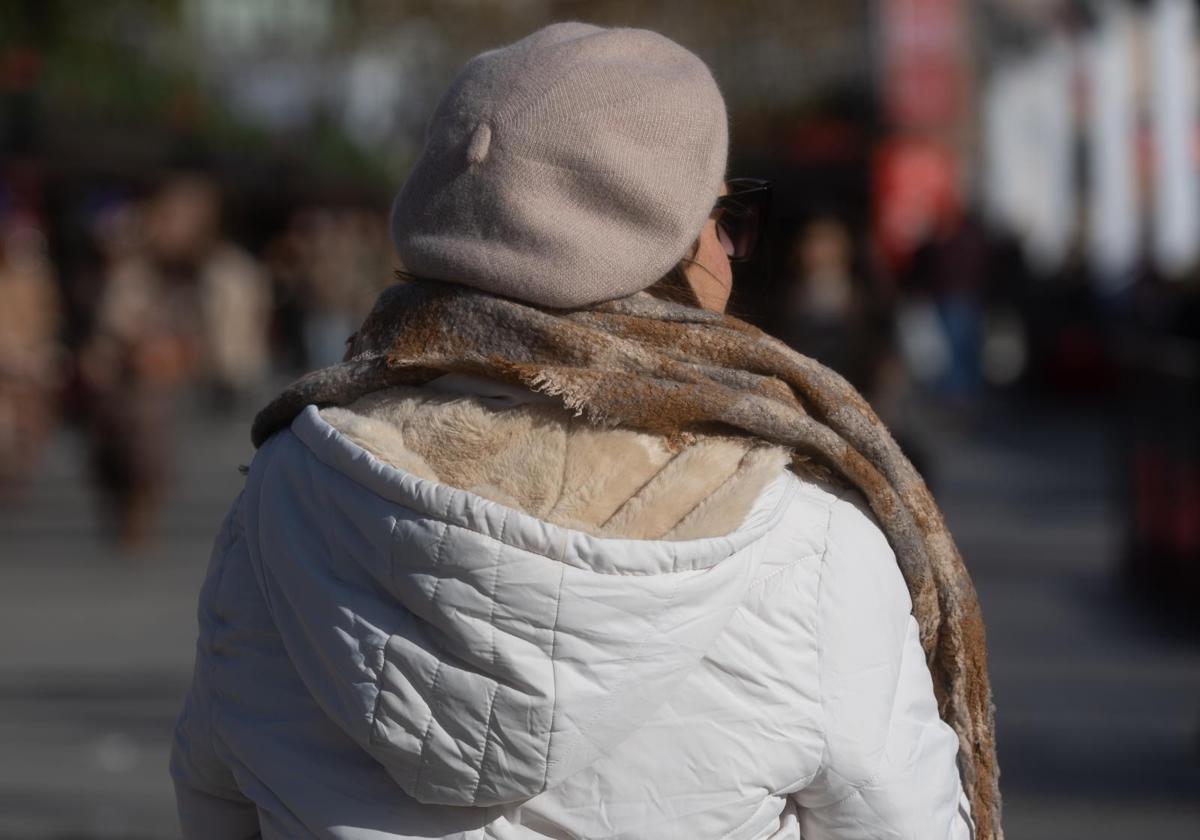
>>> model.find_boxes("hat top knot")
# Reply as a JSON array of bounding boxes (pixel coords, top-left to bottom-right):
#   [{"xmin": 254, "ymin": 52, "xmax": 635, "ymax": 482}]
[{"xmin": 466, "ymin": 123, "xmax": 491, "ymax": 166}]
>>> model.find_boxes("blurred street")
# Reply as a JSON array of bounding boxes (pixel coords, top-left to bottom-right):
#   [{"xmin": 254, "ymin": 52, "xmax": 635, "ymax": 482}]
[
  {"xmin": 0, "ymin": 396, "xmax": 1197, "ymax": 839},
  {"xmin": 933, "ymin": 400, "xmax": 1200, "ymax": 838},
  {"xmin": 0, "ymin": 397, "xmax": 251, "ymax": 839}
]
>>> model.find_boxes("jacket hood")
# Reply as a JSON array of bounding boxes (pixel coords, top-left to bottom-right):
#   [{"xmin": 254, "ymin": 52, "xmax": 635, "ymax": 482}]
[{"xmin": 240, "ymin": 406, "xmax": 792, "ymax": 808}]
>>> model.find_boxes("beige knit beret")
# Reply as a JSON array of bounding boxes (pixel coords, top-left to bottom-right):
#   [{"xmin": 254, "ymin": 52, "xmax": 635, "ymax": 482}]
[{"xmin": 390, "ymin": 22, "xmax": 729, "ymax": 308}]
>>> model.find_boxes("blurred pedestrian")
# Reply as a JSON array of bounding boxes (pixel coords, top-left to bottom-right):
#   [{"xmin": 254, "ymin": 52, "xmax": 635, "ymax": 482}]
[
  {"xmin": 79, "ymin": 198, "xmax": 196, "ymax": 548},
  {"xmin": 904, "ymin": 212, "xmax": 991, "ymax": 402},
  {"xmin": 776, "ymin": 217, "xmax": 925, "ymax": 474},
  {"xmin": 145, "ymin": 175, "xmax": 272, "ymax": 409},
  {"xmin": 0, "ymin": 208, "xmax": 63, "ymax": 490},
  {"xmin": 267, "ymin": 206, "xmax": 393, "ymax": 370},
  {"xmin": 173, "ymin": 23, "xmax": 998, "ymax": 840},
  {"xmin": 777, "ymin": 217, "xmax": 893, "ymax": 396}
]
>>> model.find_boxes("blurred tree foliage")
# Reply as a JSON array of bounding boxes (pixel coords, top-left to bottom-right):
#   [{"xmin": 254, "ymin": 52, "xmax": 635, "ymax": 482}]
[{"xmin": 1, "ymin": 0, "xmax": 870, "ymax": 191}]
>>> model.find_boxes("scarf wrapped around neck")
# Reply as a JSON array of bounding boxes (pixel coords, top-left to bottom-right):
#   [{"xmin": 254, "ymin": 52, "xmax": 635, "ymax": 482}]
[{"xmin": 253, "ymin": 279, "xmax": 1002, "ymax": 839}]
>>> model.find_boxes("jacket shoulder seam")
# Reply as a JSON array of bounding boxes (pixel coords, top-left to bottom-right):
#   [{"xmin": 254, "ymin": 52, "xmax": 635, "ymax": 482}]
[
  {"xmin": 857, "ymin": 621, "xmax": 929, "ymax": 791},
  {"xmin": 816, "ymin": 489, "xmax": 914, "ymax": 795},
  {"xmin": 813, "ymin": 486, "xmax": 852, "ymax": 777},
  {"xmin": 411, "ymin": 520, "xmax": 451, "ymax": 795},
  {"xmin": 540, "ymin": 563, "xmax": 567, "ymax": 790},
  {"xmin": 468, "ymin": 509, "xmax": 509, "ymax": 802}
]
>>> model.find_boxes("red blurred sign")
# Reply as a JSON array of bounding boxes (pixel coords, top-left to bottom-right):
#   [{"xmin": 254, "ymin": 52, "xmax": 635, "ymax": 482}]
[
  {"xmin": 872, "ymin": 138, "xmax": 960, "ymax": 273},
  {"xmin": 873, "ymin": 0, "xmax": 967, "ymax": 271},
  {"xmin": 879, "ymin": 0, "xmax": 967, "ymax": 129}
]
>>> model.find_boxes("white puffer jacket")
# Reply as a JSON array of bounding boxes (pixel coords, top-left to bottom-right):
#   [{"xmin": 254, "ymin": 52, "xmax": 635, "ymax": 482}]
[{"xmin": 172, "ymin": 386, "xmax": 974, "ymax": 839}]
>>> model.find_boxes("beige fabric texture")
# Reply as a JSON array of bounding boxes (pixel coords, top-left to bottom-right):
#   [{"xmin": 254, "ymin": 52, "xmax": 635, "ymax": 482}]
[
  {"xmin": 322, "ymin": 386, "xmax": 790, "ymax": 540},
  {"xmin": 389, "ymin": 22, "xmax": 729, "ymax": 308}
]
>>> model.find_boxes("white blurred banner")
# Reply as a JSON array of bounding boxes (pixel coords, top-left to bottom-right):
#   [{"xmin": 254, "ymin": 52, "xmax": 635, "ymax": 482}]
[
  {"xmin": 1087, "ymin": 2, "xmax": 1140, "ymax": 290},
  {"xmin": 1149, "ymin": 0, "xmax": 1199, "ymax": 278},
  {"xmin": 983, "ymin": 36, "xmax": 1076, "ymax": 274}
]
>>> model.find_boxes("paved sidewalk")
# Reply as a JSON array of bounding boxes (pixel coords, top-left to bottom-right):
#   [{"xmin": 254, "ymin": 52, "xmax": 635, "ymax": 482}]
[
  {"xmin": 0, "ymin": 404, "xmax": 250, "ymax": 839},
  {"xmin": 923, "ymin": 400, "xmax": 1200, "ymax": 839}
]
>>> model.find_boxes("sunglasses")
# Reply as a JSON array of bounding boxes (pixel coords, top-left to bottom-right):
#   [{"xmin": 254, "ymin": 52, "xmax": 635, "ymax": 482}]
[{"xmin": 713, "ymin": 178, "xmax": 772, "ymax": 262}]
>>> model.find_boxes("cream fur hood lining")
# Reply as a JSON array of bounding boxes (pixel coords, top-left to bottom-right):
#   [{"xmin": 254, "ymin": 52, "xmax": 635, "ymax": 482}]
[{"xmin": 321, "ymin": 385, "xmax": 791, "ymax": 541}]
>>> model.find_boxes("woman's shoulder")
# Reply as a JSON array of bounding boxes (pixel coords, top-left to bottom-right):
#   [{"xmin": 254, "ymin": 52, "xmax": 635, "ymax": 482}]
[
  {"xmin": 772, "ymin": 470, "xmax": 912, "ymax": 670},
  {"xmin": 761, "ymin": 467, "xmax": 891, "ymax": 557}
]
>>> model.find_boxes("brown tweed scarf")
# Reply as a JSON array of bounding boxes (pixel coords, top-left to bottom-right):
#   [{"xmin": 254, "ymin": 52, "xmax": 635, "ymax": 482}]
[{"xmin": 253, "ymin": 279, "xmax": 1001, "ymax": 838}]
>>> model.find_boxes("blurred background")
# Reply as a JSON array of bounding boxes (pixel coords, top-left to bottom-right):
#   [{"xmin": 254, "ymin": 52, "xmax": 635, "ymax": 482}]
[{"xmin": 1, "ymin": 0, "xmax": 1198, "ymax": 837}]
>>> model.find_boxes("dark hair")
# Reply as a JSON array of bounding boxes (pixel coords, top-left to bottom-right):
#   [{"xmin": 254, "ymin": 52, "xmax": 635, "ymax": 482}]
[
  {"xmin": 644, "ymin": 262, "xmax": 700, "ymax": 307},
  {"xmin": 394, "ymin": 265, "xmax": 703, "ymax": 308}
]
